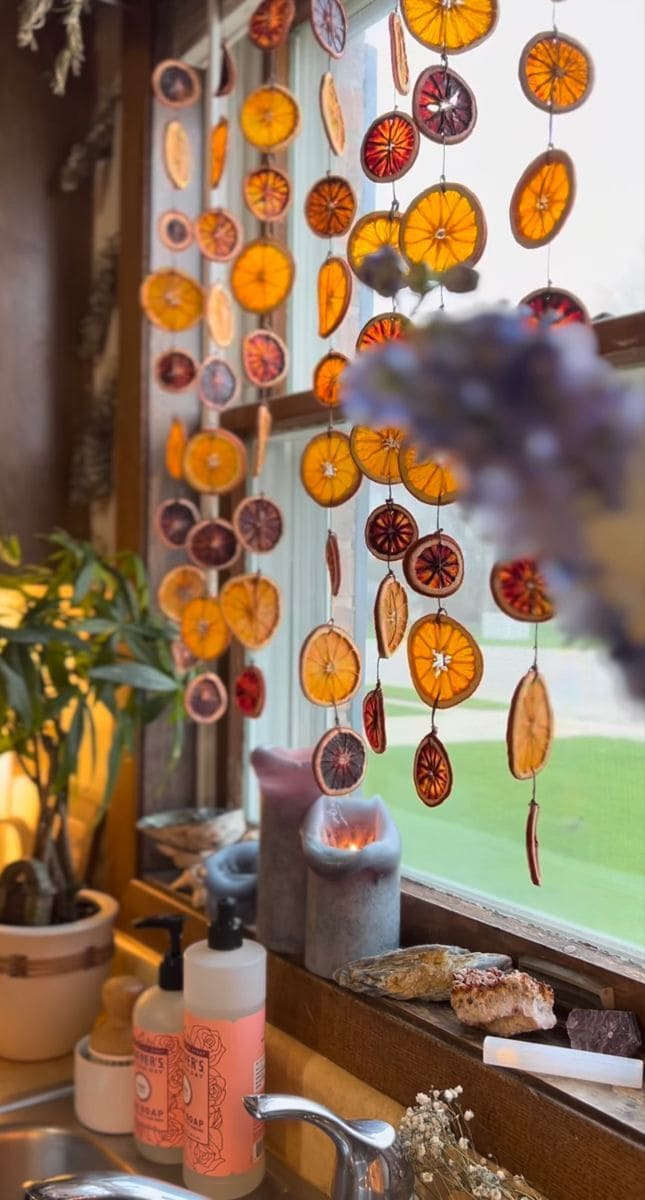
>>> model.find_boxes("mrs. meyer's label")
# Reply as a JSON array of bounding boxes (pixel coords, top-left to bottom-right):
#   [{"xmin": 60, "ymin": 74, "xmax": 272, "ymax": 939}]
[
  {"xmin": 183, "ymin": 1009, "xmax": 265, "ymax": 1176},
  {"xmin": 133, "ymin": 1029, "xmax": 184, "ymax": 1149}
]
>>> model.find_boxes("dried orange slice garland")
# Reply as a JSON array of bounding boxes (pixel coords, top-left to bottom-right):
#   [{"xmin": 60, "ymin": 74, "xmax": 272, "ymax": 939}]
[
  {"xmin": 155, "ymin": 498, "xmax": 199, "ymax": 549},
  {"xmin": 194, "ymin": 209, "xmax": 241, "ymax": 262},
  {"xmin": 404, "ymin": 533, "xmax": 464, "ymax": 598},
  {"xmin": 401, "ymin": 0, "xmax": 497, "ymax": 53},
  {"xmin": 399, "ymin": 445, "xmax": 460, "ymax": 505},
  {"xmin": 300, "ymin": 624, "xmax": 361, "ymax": 706},
  {"xmin": 243, "ymin": 166, "xmax": 292, "ymax": 222},
  {"xmin": 249, "ymin": 0, "xmax": 295, "ymax": 49},
  {"xmin": 325, "ymin": 530, "xmax": 342, "ymax": 597},
  {"xmin": 184, "ymin": 674, "xmax": 228, "ymax": 725},
  {"xmin": 347, "ymin": 211, "xmax": 402, "ymax": 276},
  {"xmin": 350, "ymin": 426, "xmax": 405, "ymax": 484},
  {"xmin": 233, "ymin": 496, "xmax": 283, "ymax": 554},
  {"xmin": 197, "ymin": 357, "xmax": 239, "ymax": 410},
  {"xmin": 141, "ymin": 270, "xmax": 203, "ymax": 332},
  {"xmin": 207, "ymin": 284, "xmax": 235, "ymax": 347},
  {"xmin": 509, "ymin": 150, "xmax": 575, "ymax": 249},
  {"xmin": 305, "ymin": 176, "xmax": 356, "ymax": 238},
  {"xmin": 400, "ymin": 183, "xmax": 487, "ymax": 270},
  {"xmin": 183, "ymin": 430, "xmax": 247, "ymax": 494},
  {"xmin": 490, "ymin": 558, "xmax": 554, "ymax": 623},
  {"xmin": 155, "ymin": 350, "xmax": 197, "ymax": 393},
  {"xmin": 317, "ymin": 257, "xmax": 352, "ymax": 338},
  {"xmin": 374, "ymin": 575, "xmax": 408, "ymax": 659},
  {"xmin": 186, "ymin": 520, "xmax": 240, "ymax": 572},
  {"xmin": 233, "ymin": 665, "xmax": 266, "ymax": 719},
  {"xmin": 312, "ymin": 351, "xmax": 349, "ymax": 408},
  {"xmin": 231, "ymin": 239, "xmax": 295, "ymax": 314},
  {"xmin": 157, "ymin": 565, "xmax": 205, "ymax": 622},
  {"xmin": 300, "ymin": 430, "xmax": 362, "ymax": 507},
  {"xmin": 313, "ymin": 727, "xmax": 367, "ymax": 797},
  {"xmin": 319, "ymin": 72, "xmax": 346, "ymax": 156},
  {"xmin": 413, "ymin": 732, "xmax": 453, "ymax": 807},
  {"xmin": 389, "ymin": 12, "xmax": 410, "ymax": 96},
  {"xmin": 163, "ymin": 121, "xmax": 191, "ymax": 188},
  {"xmin": 164, "ymin": 419, "xmax": 187, "ymax": 480},
  {"xmin": 215, "ymin": 42, "xmax": 236, "ymax": 97},
  {"xmin": 507, "ymin": 668, "xmax": 553, "ymax": 781},
  {"xmin": 519, "ymin": 32, "xmax": 593, "ymax": 114},
  {"xmin": 152, "ymin": 60, "xmax": 201, "ymax": 108},
  {"xmin": 210, "ymin": 118, "xmax": 229, "ymax": 188},
  {"xmin": 243, "ymin": 330, "xmax": 289, "ymax": 388},
  {"xmin": 407, "ymin": 614, "xmax": 483, "ymax": 708},
  {"xmin": 520, "ymin": 288, "xmax": 589, "ymax": 330},
  {"xmin": 365, "ymin": 501, "xmax": 418, "ymax": 562},
  {"xmin": 361, "ymin": 111, "xmax": 420, "ymax": 183},
  {"xmin": 413, "ymin": 66, "xmax": 477, "ymax": 145},
  {"xmin": 158, "ymin": 210, "xmax": 193, "ymax": 251},
  {"xmin": 363, "ymin": 683, "xmax": 386, "ymax": 754},
  {"xmin": 254, "ymin": 404, "xmax": 273, "ymax": 477},
  {"xmin": 220, "ymin": 574, "xmax": 281, "ymax": 650},
  {"xmin": 240, "ymin": 84, "xmax": 301, "ymax": 152},
  {"xmin": 181, "ymin": 597, "xmax": 231, "ymax": 660},
  {"xmin": 310, "ymin": 0, "xmax": 347, "ymax": 59},
  {"xmin": 356, "ymin": 312, "xmax": 409, "ymax": 352}
]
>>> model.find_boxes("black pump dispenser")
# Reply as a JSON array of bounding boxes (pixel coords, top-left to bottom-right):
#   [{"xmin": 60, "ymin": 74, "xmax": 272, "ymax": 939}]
[
  {"xmin": 134, "ymin": 914, "xmax": 185, "ymax": 991},
  {"xmin": 208, "ymin": 896, "xmax": 243, "ymax": 951}
]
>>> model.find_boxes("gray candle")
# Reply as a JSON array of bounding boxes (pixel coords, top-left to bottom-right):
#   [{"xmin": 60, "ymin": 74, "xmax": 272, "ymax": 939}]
[
  {"xmin": 251, "ymin": 746, "xmax": 321, "ymax": 955},
  {"xmin": 302, "ymin": 794, "xmax": 401, "ymax": 980},
  {"xmin": 204, "ymin": 840, "xmax": 259, "ymax": 925}
]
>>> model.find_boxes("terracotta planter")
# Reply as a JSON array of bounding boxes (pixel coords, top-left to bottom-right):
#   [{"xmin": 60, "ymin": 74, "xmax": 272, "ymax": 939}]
[{"xmin": 0, "ymin": 889, "xmax": 117, "ymax": 1061}]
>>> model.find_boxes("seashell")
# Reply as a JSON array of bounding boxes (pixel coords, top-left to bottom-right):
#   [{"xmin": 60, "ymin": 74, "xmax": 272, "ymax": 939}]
[{"xmin": 334, "ymin": 944, "xmax": 513, "ymax": 1003}]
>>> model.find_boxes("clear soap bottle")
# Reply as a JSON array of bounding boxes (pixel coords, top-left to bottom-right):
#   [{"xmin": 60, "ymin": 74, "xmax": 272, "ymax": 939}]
[{"xmin": 132, "ymin": 914, "xmax": 185, "ymax": 1164}]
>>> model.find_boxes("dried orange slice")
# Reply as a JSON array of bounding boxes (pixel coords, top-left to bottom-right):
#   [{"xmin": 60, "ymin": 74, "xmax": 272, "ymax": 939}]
[
  {"xmin": 157, "ymin": 565, "xmax": 205, "ymax": 622},
  {"xmin": 313, "ymin": 727, "xmax": 367, "ymax": 796},
  {"xmin": 240, "ymin": 84, "xmax": 301, "ymax": 152},
  {"xmin": 254, "ymin": 403, "xmax": 272, "ymax": 476},
  {"xmin": 413, "ymin": 66, "xmax": 477, "ymax": 145},
  {"xmin": 361, "ymin": 111, "xmax": 419, "ymax": 183},
  {"xmin": 326, "ymin": 529, "xmax": 341, "ymax": 597},
  {"xmin": 243, "ymin": 330, "xmax": 289, "ymax": 388},
  {"xmin": 356, "ymin": 312, "xmax": 409, "ymax": 351},
  {"xmin": 374, "ymin": 575, "xmax": 408, "ymax": 659},
  {"xmin": 184, "ymin": 673, "xmax": 228, "ymax": 724},
  {"xmin": 233, "ymin": 495, "xmax": 283, "ymax": 554},
  {"xmin": 152, "ymin": 60, "xmax": 201, "ymax": 109},
  {"xmin": 220, "ymin": 573, "xmax": 281, "ymax": 649},
  {"xmin": 181, "ymin": 596, "xmax": 231, "ymax": 660},
  {"xmin": 526, "ymin": 800, "xmax": 541, "ymax": 886},
  {"xmin": 347, "ymin": 211, "xmax": 402, "ymax": 277},
  {"xmin": 490, "ymin": 558, "xmax": 554, "ymax": 623},
  {"xmin": 157, "ymin": 209, "xmax": 193, "ymax": 251},
  {"xmin": 207, "ymin": 284, "xmax": 235, "ymax": 347},
  {"xmin": 350, "ymin": 426, "xmax": 405, "ymax": 484},
  {"xmin": 233, "ymin": 665, "xmax": 266, "ymax": 718},
  {"xmin": 165, "ymin": 418, "xmax": 188, "ymax": 480},
  {"xmin": 510, "ymin": 150, "xmax": 575, "ymax": 249},
  {"xmin": 520, "ymin": 32, "xmax": 593, "ymax": 114},
  {"xmin": 300, "ymin": 624, "xmax": 361, "ymax": 706},
  {"xmin": 363, "ymin": 682, "xmax": 386, "ymax": 753},
  {"xmin": 404, "ymin": 532, "xmax": 464, "ymax": 598},
  {"xmin": 365, "ymin": 501, "xmax": 418, "ymax": 562},
  {"xmin": 319, "ymin": 72, "xmax": 346, "ymax": 156},
  {"xmin": 520, "ymin": 287, "xmax": 589, "ymax": 330},
  {"xmin": 197, "ymin": 356, "xmax": 240, "ymax": 410},
  {"xmin": 407, "ymin": 614, "xmax": 483, "ymax": 708},
  {"xmin": 313, "ymin": 351, "xmax": 349, "ymax": 408},
  {"xmin": 305, "ymin": 176, "xmax": 356, "ymax": 238},
  {"xmin": 215, "ymin": 41, "xmax": 236, "ymax": 97},
  {"xmin": 413, "ymin": 732, "xmax": 452, "ymax": 806},
  {"xmin": 318, "ymin": 256, "xmax": 352, "ymax": 338},
  {"xmin": 230, "ymin": 239, "xmax": 295, "ymax": 314},
  {"xmin": 155, "ymin": 497, "xmax": 199, "ymax": 549},
  {"xmin": 400, "ymin": 183, "xmax": 487, "ymax": 271},
  {"xmin": 507, "ymin": 668, "xmax": 553, "ymax": 780},
  {"xmin": 194, "ymin": 208, "xmax": 241, "ymax": 262},
  {"xmin": 186, "ymin": 519, "xmax": 240, "ymax": 571},
  {"xmin": 389, "ymin": 12, "xmax": 410, "ymax": 96},
  {"xmin": 183, "ymin": 429, "xmax": 247, "ymax": 494},
  {"xmin": 300, "ymin": 430, "xmax": 362, "ymax": 507},
  {"xmin": 140, "ymin": 269, "xmax": 203, "ymax": 331},
  {"xmin": 249, "ymin": 0, "xmax": 295, "ymax": 50},
  {"xmin": 399, "ymin": 444, "xmax": 460, "ymax": 505},
  {"xmin": 401, "ymin": 0, "xmax": 497, "ymax": 53},
  {"xmin": 243, "ymin": 166, "xmax": 292, "ymax": 222},
  {"xmin": 154, "ymin": 350, "xmax": 197, "ymax": 392},
  {"xmin": 210, "ymin": 118, "xmax": 229, "ymax": 188},
  {"xmin": 163, "ymin": 120, "xmax": 191, "ymax": 188},
  {"xmin": 310, "ymin": 0, "xmax": 347, "ymax": 58}
]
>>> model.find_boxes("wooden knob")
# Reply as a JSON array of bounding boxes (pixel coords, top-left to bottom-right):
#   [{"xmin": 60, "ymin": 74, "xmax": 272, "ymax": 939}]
[{"xmin": 89, "ymin": 974, "xmax": 145, "ymax": 1058}]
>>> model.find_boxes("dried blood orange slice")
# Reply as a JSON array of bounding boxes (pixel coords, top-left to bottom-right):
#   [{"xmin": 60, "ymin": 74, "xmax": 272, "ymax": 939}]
[
  {"xmin": 300, "ymin": 624, "xmax": 361, "ymax": 707},
  {"xmin": 326, "ymin": 529, "xmax": 342, "ymax": 597},
  {"xmin": 154, "ymin": 350, "xmax": 197, "ymax": 392},
  {"xmin": 181, "ymin": 596, "xmax": 231, "ymax": 660},
  {"xmin": 165, "ymin": 418, "xmax": 188, "ymax": 480},
  {"xmin": 233, "ymin": 495, "xmax": 283, "ymax": 554},
  {"xmin": 526, "ymin": 800, "xmax": 541, "ymax": 886},
  {"xmin": 207, "ymin": 284, "xmax": 235, "ymax": 347},
  {"xmin": 183, "ymin": 429, "xmax": 247, "ymax": 494},
  {"xmin": 158, "ymin": 210, "xmax": 193, "ymax": 251},
  {"xmin": 243, "ymin": 331, "xmax": 289, "ymax": 388},
  {"xmin": 243, "ymin": 166, "xmax": 292, "ymax": 222},
  {"xmin": 310, "ymin": 0, "xmax": 347, "ymax": 59},
  {"xmin": 194, "ymin": 209, "xmax": 241, "ymax": 262},
  {"xmin": 152, "ymin": 60, "xmax": 201, "ymax": 108},
  {"xmin": 490, "ymin": 558, "xmax": 554, "ymax": 623},
  {"xmin": 249, "ymin": 0, "xmax": 295, "ymax": 50},
  {"xmin": 155, "ymin": 497, "xmax": 199, "ymax": 549},
  {"xmin": 520, "ymin": 287, "xmax": 589, "ymax": 329},
  {"xmin": 401, "ymin": 0, "xmax": 497, "ymax": 53},
  {"xmin": 184, "ymin": 673, "xmax": 228, "ymax": 724},
  {"xmin": 230, "ymin": 239, "xmax": 295, "ymax": 314},
  {"xmin": 520, "ymin": 31, "xmax": 593, "ymax": 114},
  {"xmin": 300, "ymin": 430, "xmax": 362, "ymax": 507},
  {"xmin": 365, "ymin": 501, "xmax": 418, "ymax": 562},
  {"xmin": 356, "ymin": 312, "xmax": 409, "ymax": 352},
  {"xmin": 186, "ymin": 519, "xmax": 240, "ymax": 571},
  {"xmin": 399, "ymin": 445, "xmax": 460, "ymax": 505},
  {"xmin": 313, "ymin": 727, "xmax": 367, "ymax": 797},
  {"xmin": 413, "ymin": 66, "xmax": 477, "ymax": 145},
  {"xmin": 141, "ymin": 269, "xmax": 203, "ymax": 331},
  {"xmin": 361, "ymin": 111, "xmax": 420, "ymax": 183},
  {"xmin": 157, "ymin": 565, "xmax": 205, "ymax": 622},
  {"xmin": 197, "ymin": 357, "xmax": 240, "ymax": 410},
  {"xmin": 413, "ymin": 732, "xmax": 453, "ymax": 806},
  {"xmin": 319, "ymin": 72, "xmax": 346, "ymax": 156},
  {"xmin": 404, "ymin": 532, "xmax": 464, "ymax": 598},
  {"xmin": 313, "ymin": 351, "xmax": 349, "ymax": 408},
  {"xmin": 254, "ymin": 403, "xmax": 272, "ymax": 477},
  {"xmin": 400, "ymin": 183, "xmax": 487, "ymax": 271},
  {"xmin": 348, "ymin": 211, "xmax": 402, "ymax": 277},
  {"xmin": 215, "ymin": 42, "xmax": 236, "ymax": 97},
  {"xmin": 350, "ymin": 426, "xmax": 405, "ymax": 484},
  {"xmin": 507, "ymin": 668, "xmax": 553, "ymax": 780},
  {"xmin": 374, "ymin": 575, "xmax": 408, "ymax": 659},
  {"xmin": 220, "ymin": 574, "xmax": 281, "ymax": 649},
  {"xmin": 407, "ymin": 614, "xmax": 483, "ymax": 708},
  {"xmin": 510, "ymin": 150, "xmax": 575, "ymax": 249},
  {"xmin": 389, "ymin": 12, "xmax": 410, "ymax": 96},
  {"xmin": 240, "ymin": 84, "xmax": 301, "ymax": 152},
  {"xmin": 234, "ymin": 665, "xmax": 266, "ymax": 718},
  {"xmin": 305, "ymin": 176, "xmax": 356, "ymax": 238},
  {"xmin": 318, "ymin": 256, "xmax": 352, "ymax": 338},
  {"xmin": 163, "ymin": 120, "xmax": 191, "ymax": 188},
  {"xmin": 210, "ymin": 118, "xmax": 229, "ymax": 188},
  {"xmin": 363, "ymin": 682, "xmax": 386, "ymax": 753}
]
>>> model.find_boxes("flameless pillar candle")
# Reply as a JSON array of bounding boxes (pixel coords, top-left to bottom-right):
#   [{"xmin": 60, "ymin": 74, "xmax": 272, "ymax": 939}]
[
  {"xmin": 302, "ymin": 794, "xmax": 401, "ymax": 980},
  {"xmin": 483, "ymin": 1037, "xmax": 644, "ymax": 1088}
]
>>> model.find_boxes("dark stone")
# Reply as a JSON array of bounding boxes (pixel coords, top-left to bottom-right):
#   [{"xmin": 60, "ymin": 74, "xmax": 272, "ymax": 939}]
[{"xmin": 566, "ymin": 1009, "xmax": 642, "ymax": 1057}]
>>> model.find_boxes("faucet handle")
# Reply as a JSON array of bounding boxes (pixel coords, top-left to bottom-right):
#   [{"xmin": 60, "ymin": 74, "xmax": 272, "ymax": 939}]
[{"xmin": 244, "ymin": 1093, "xmax": 394, "ymax": 1154}]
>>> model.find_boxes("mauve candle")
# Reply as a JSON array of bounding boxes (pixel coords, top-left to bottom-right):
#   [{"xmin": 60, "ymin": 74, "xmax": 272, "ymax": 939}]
[
  {"xmin": 302, "ymin": 794, "xmax": 401, "ymax": 980},
  {"xmin": 251, "ymin": 746, "xmax": 321, "ymax": 955}
]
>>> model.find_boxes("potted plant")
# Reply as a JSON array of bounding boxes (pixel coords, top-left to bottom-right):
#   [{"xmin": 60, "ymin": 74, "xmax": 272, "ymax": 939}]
[{"xmin": 0, "ymin": 530, "xmax": 185, "ymax": 1059}]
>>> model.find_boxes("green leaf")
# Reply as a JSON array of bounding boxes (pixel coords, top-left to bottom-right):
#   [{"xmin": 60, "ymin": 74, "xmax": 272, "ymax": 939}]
[
  {"xmin": 0, "ymin": 625, "xmax": 55, "ymax": 644},
  {"xmin": 90, "ymin": 662, "xmax": 179, "ymax": 693},
  {"xmin": 0, "ymin": 656, "xmax": 32, "ymax": 725},
  {"xmin": 0, "ymin": 536, "xmax": 21, "ymax": 567},
  {"xmin": 73, "ymin": 559, "xmax": 97, "ymax": 603}
]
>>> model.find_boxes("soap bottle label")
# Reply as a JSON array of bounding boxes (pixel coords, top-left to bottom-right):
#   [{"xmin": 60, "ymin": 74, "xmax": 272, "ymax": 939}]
[
  {"xmin": 184, "ymin": 1008, "xmax": 265, "ymax": 1176},
  {"xmin": 133, "ymin": 1028, "xmax": 184, "ymax": 1149}
]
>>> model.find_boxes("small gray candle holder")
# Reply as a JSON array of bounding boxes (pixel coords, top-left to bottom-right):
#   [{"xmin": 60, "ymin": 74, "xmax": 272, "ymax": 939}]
[{"xmin": 204, "ymin": 840, "xmax": 259, "ymax": 926}]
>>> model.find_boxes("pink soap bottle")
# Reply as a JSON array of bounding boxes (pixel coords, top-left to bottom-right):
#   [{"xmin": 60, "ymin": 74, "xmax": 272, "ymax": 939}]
[
  {"xmin": 132, "ymin": 914, "xmax": 185, "ymax": 1164},
  {"xmin": 183, "ymin": 897, "xmax": 266, "ymax": 1200}
]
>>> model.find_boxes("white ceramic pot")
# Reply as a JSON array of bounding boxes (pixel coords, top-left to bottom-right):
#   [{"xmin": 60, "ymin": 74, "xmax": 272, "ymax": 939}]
[{"xmin": 0, "ymin": 889, "xmax": 117, "ymax": 1061}]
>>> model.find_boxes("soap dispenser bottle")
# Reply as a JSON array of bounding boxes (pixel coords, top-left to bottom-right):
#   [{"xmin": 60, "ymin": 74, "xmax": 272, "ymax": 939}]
[
  {"xmin": 183, "ymin": 897, "xmax": 267, "ymax": 1200},
  {"xmin": 132, "ymin": 914, "xmax": 185, "ymax": 1164}
]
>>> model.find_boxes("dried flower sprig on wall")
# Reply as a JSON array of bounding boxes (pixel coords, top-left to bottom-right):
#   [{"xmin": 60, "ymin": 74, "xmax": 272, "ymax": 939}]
[{"xmin": 17, "ymin": 0, "xmax": 90, "ymax": 96}]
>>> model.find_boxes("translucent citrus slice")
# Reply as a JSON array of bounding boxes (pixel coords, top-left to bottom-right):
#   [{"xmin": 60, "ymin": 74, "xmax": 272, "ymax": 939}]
[
  {"xmin": 526, "ymin": 800, "xmax": 541, "ymax": 886},
  {"xmin": 520, "ymin": 287, "xmax": 589, "ymax": 330},
  {"xmin": 404, "ymin": 532, "xmax": 464, "ymax": 597},
  {"xmin": 181, "ymin": 596, "xmax": 231, "ymax": 660},
  {"xmin": 152, "ymin": 60, "xmax": 201, "ymax": 108},
  {"xmin": 310, "ymin": 0, "xmax": 347, "ymax": 59},
  {"xmin": 243, "ymin": 330, "xmax": 289, "ymax": 388},
  {"xmin": 318, "ymin": 256, "xmax": 352, "ymax": 338},
  {"xmin": 233, "ymin": 495, "xmax": 283, "ymax": 553},
  {"xmin": 210, "ymin": 118, "xmax": 229, "ymax": 188},
  {"xmin": 413, "ymin": 732, "xmax": 453, "ymax": 806},
  {"xmin": 413, "ymin": 66, "xmax": 477, "ymax": 145},
  {"xmin": 163, "ymin": 120, "xmax": 191, "ymax": 188},
  {"xmin": 400, "ymin": 183, "xmax": 487, "ymax": 270},
  {"xmin": 319, "ymin": 72, "xmax": 346, "ymax": 156},
  {"xmin": 254, "ymin": 403, "xmax": 272, "ymax": 476},
  {"xmin": 186, "ymin": 519, "xmax": 241, "ymax": 570},
  {"xmin": 389, "ymin": 12, "xmax": 410, "ymax": 96},
  {"xmin": 490, "ymin": 558, "xmax": 554, "ymax": 623},
  {"xmin": 183, "ymin": 429, "xmax": 247, "ymax": 494},
  {"xmin": 356, "ymin": 312, "xmax": 410, "ymax": 351},
  {"xmin": 313, "ymin": 727, "xmax": 367, "ymax": 796},
  {"xmin": 220, "ymin": 574, "xmax": 281, "ymax": 649},
  {"xmin": 407, "ymin": 614, "xmax": 483, "ymax": 708},
  {"xmin": 243, "ymin": 166, "xmax": 292, "ymax": 221},
  {"xmin": 300, "ymin": 430, "xmax": 362, "ymax": 507},
  {"xmin": 233, "ymin": 665, "xmax": 266, "ymax": 718},
  {"xmin": 365, "ymin": 501, "xmax": 418, "ymax": 561},
  {"xmin": 374, "ymin": 575, "xmax": 408, "ymax": 658},
  {"xmin": 361, "ymin": 111, "xmax": 419, "ymax": 183},
  {"xmin": 207, "ymin": 284, "xmax": 235, "ymax": 347},
  {"xmin": 155, "ymin": 497, "xmax": 199, "ymax": 549},
  {"xmin": 363, "ymin": 682, "xmax": 386, "ymax": 753},
  {"xmin": 507, "ymin": 668, "xmax": 553, "ymax": 780},
  {"xmin": 249, "ymin": 0, "xmax": 295, "ymax": 49},
  {"xmin": 326, "ymin": 529, "xmax": 341, "ymax": 597},
  {"xmin": 157, "ymin": 210, "xmax": 193, "ymax": 251},
  {"xmin": 240, "ymin": 84, "xmax": 301, "ymax": 152},
  {"xmin": 184, "ymin": 672, "xmax": 228, "ymax": 724},
  {"xmin": 347, "ymin": 211, "xmax": 402, "ymax": 276},
  {"xmin": 305, "ymin": 176, "xmax": 356, "ymax": 238},
  {"xmin": 350, "ymin": 426, "xmax": 405, "ymax": 483},
  {"xmin": 154, "ymin": 350, "xmax": 197, "ymax": 392},
  {"xmin": 165, "ymin": 418, "xmax": 188, "ymax": 480},
  {"xmin": 194, "ymin": 209, "xmax": 241, "ymax": 262},
  {"xmin": 157, "ymin": 565, "xmax": 205, "ymax": 622},
  {"xmin": 510, "ymin": 150, "xmax": 575, "ymax": 249},
  {"xmin": 401, "ymin": 0, "xmax": 497, "ymax": 53},
  {"xmin": 300, "ymin": 624, "xmax": 361, "ymax": 706},
  {"xmin": 399, "ymin": 444, "xmax": 460, "ymax": 505},
  {"xmin": 215, "ymin": 41, "xmax": 236, "ymax": 97},
  {"xmin": 313, "ymin": 351, "xmax": 349, "ymax": 408},
  {"xmin": 520, "ymin": 31, "xmax": 593, "ymax": 114},
  {"xmin": 230, "ymin": 239, "xmax": 295, "ymax": 314},
  {"xmin": 197, "ymin": 357, "xmax": 240, "ymax": 410},
  {"xmin": 140, "ymin": 269, "xmax": 203, "ymax": 332}
]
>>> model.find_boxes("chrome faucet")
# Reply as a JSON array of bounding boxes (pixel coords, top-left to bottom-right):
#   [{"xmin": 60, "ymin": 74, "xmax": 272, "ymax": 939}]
[
  {"xmin": 23, "ymin": 1175, "xmax": 205, "ymax": 1199},
  {"xmin": 243, "ymin": 1094, "xmax": 414, "ymax": 1200}
]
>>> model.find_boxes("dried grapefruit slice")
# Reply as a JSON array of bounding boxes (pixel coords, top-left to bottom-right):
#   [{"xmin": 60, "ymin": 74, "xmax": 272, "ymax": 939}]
[
  {"xmin": 152, "ymin": 60, "xmax": 201, "ymax": 109},
  {"xmin": 243, "ymin": 166, "xmax": 292, "ymax": 221},
  {"xmin": 350, "ymin": 426, "xmax": 405, "ymax": 484},
  {"xmin": 194, "ymin": 209, "xmax": 241, "ymax": 262},
  {"xmin": 184, "ymin": 673, "xmax": 228, "ymax": 724},
  {"xmin": 510, "ymin": 150, "xmax": 575, "ymax": 249},
  {"xmin": 210, "ymin": 118, "xmax": 229, "ymax": 189},
  {"xmin": 300, "ymin": 624, "xmax": 361, "ymax": 707},
  {"xmin": 319, "ymin": 72, "xmax": 346, "ymax": 156},
  {"xmin": 197, "ymin": 356, "xmax": 240, "ymax": 410},
  {"xmin": 507, "ymin": 668, "xmax": 553, "ymax": 780},
  {"xmin": 413, "ymin": 732, "xmax": 453, "ymax": 806},
  {"xmin": 215, "ymin": 42, "xmax": 236, "ymax": 97},
  {"xmin": 347, "ymin": 210, "xmax": 402, "ymax": 276},
  {"xmin": 399, "ymin": 445, "xmax": 460, "ymax": 505},
  {"xmin": 207, "ymin": 284, "xmax": 235, "ymax": 347},
  {"xmin": 326, "ymin": 529, "xmax": 341, "ymax": 597},
  {"xmin": 243, "ymin": 330, "xmax": 289, "ymax": 388},
  {"xmin": 407, "ymin": 614, "xmax": 483, "ymax": 708},
  {"xmin": 154, "ymin": 350, "xmax": 197, "ymax": 392},
  {"xmin": 186, "ymin": 519, "xmax": 240, "ymax": 571},
  {"xmin": 413, "ymin": 66, "xmax": 477, "ymax": 145},
  {"xmin": 490, "ymin": 558, "xmax": 554, "ymax": 623},
  {"xmin": 404, "ymin": 532, "xmax": 464, "ymax": 598},
  {"xmin": 240, "ymin": 84, "xmax": 301, "ymax": 152},
  {"xmin": 181, "ymin": 596, "xmax": 231, "ymax": 660},
  {"xmin": 141, "ymin": 269, "xmax": 203, "ymax": 331},
  {"xmin": 313, "ymin": 727, "xmax": 367, "ymax": 796},
  {"xmin": 313, "ymin": 351, "xmax": 349, "ymax": 408},
  {"xmin": 401, "ymin": 0, "xmax": 497, "ymax": 53},
  {"xmin": 374, "ymin": 575, "xmax": 408, "ymax": 659},
  {"xmin": 520, "ymin": 31, "xmax": 593, "ymax": 114},
  {"xmin": 389, "ymin": 12, "xmax": 410, "ymax": 96},
  {"xmin": 310, "ymin": 0, "xmax": 347, "ymax": 59},
  {"xmin": 400, "ymin": 183, "xmax": 487, "ymax": 270},
  {"xmin": 158, "ymin": 210, "xmax": 193, "ymax": 251},
  {"xmin": 155, "ymin": 497, "xmax": 199, "ymax": 549},
  {"xmin": 157, "ymin": 565, "xmax": 205, "ymax": 622},
  {"xmin": 233, "ymin": 495, "xmax": 283, "ymax": 554},
  {"xmin": 230, "ymin": 239, "xmax": 295, "ymax": 314},
  {"xmin": 220, "ymin": 573, "xmax": 281, "ymax": 649},
  {"xmin": 365, "ymin": 501, "xmax": 418, "ymax": 562},
  {"xmin": 361, "ymin": 111, "xmax": 420, "ymax": 183},
  {"xmin": 249, "ymin": 0, "xmax": 295, "ymax": 50},
  {"xmin": 165, "ymin": 418, "xmax": 188, "ymax": 480},
  {"xmin": 183, "ymin": 429, "xmax": 247, "ymax": 494},
  {"xmin": 318, "ymin": 256, "xmax": 352, "ymax": 338},
  {"xmin": 300, "ymin": 430, "xmax": 361, "ymax": 507},
  {"xmin": 305, "ymin": 176, "xmax": 356, "ymax": 238},
  {"xmin": 163, "ymin": 120, "xmax": 191, "ymax": 188},
  {"xmin": 520, "ymin": 287, "xmax": 589, "ymax": 329},
  {"xmin": 356, "ymin": 312, "xmax": 409, "ymax": 351},
  {"xmin": 233, "ymin": 665, "xmax": 266, "ymax": 718},
  {"xmin": 254, "ymin": 403, "xmax": 272, "ymax": 476},
  {"xmin": 363, "ymin": 682, "xmax": 386, "ymax": 753}
]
